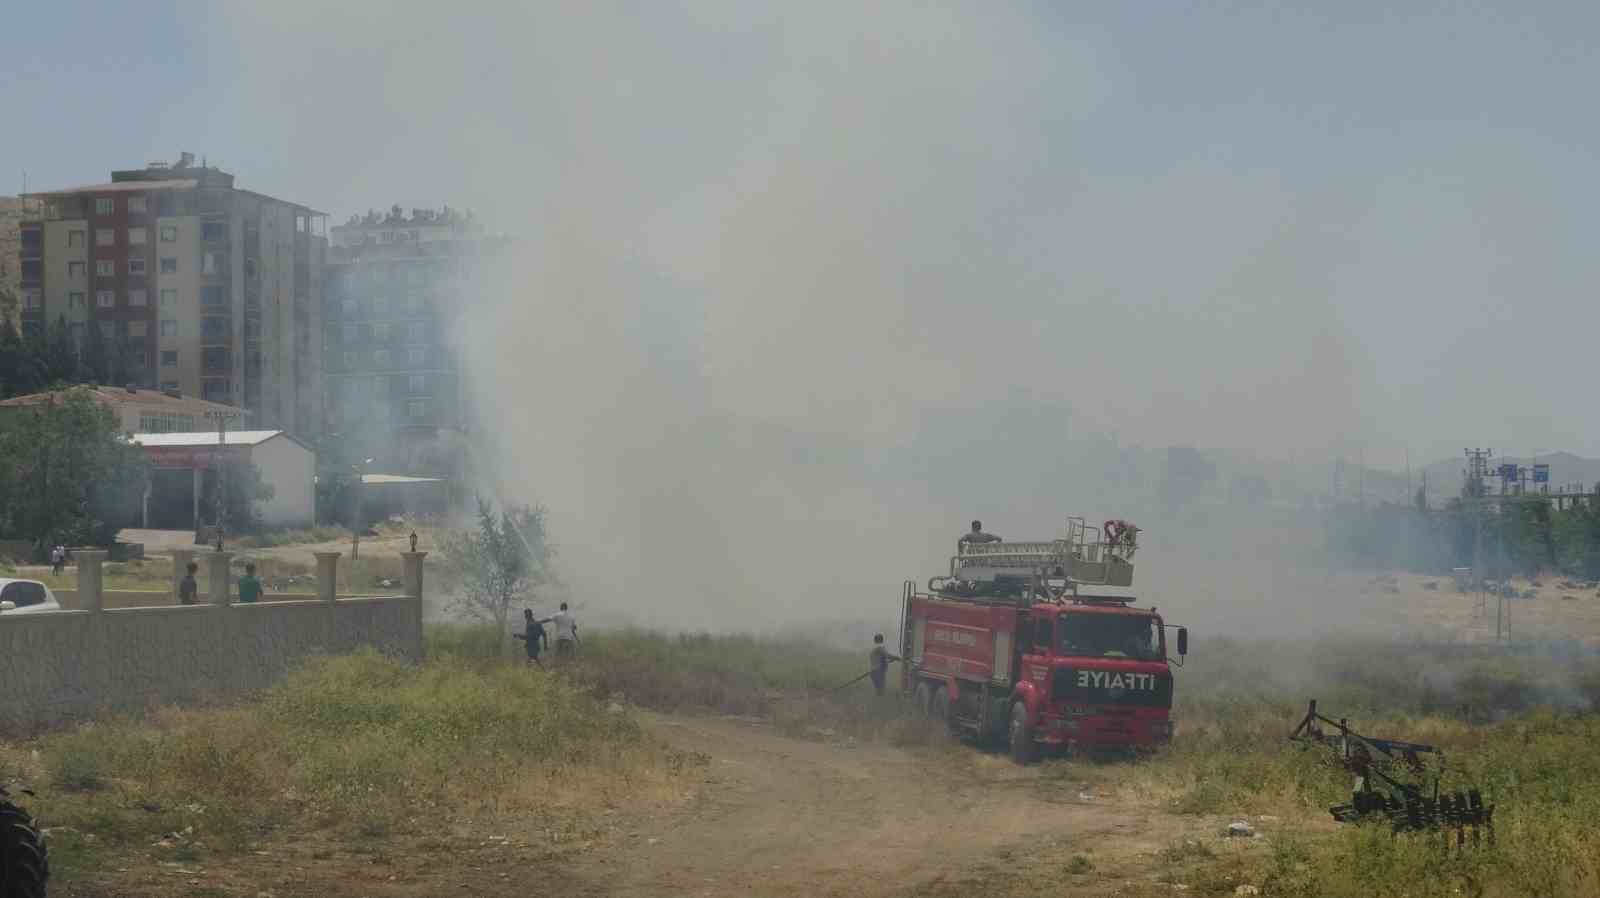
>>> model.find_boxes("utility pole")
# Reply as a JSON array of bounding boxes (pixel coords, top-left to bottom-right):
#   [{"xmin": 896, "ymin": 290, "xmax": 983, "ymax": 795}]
[
  {"xmin": 203, "ymin": 409, "xmax": 240, "ymax": 550},
  {"xmin": 1464, "ymin": 448, "xmax": 1498, "ymax": 637}
]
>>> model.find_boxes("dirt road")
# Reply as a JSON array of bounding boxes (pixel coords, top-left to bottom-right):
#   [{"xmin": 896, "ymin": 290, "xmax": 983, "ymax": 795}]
[
  {"xmin": 59, "ymin": 712, "xmax": 1219, "ymax": 898},
  {"xmin": 553, "ymin": 713, "xmax": 1199, "ymax": 898}
]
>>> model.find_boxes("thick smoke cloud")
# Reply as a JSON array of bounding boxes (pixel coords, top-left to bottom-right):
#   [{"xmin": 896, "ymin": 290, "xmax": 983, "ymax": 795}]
[{"xmin": 190, "ymin": 3, "xmax": 1600, "ymax": 631}]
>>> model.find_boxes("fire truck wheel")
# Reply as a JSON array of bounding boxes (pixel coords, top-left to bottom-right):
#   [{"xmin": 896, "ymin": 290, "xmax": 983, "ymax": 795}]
[
  {"xmin": 929, "ymin": 687, "xmax": 950, "ymax": 727},
  {"xmin": 1008, "ymin": 702, "xmax": 1037, "ymax": 765},
  {"xmin": 0, "ymin": 796, "xmax": 49, "ymax": 898},
  {"xmin": 912, "ymin": 682, "xmax": 932, "ymax": 716}
]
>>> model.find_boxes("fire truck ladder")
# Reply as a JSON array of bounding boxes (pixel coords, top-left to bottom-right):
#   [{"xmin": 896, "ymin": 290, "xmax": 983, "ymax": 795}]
[{"xmin": 948, "ymin": 517, "xmax": 1136, "ymax": 588}]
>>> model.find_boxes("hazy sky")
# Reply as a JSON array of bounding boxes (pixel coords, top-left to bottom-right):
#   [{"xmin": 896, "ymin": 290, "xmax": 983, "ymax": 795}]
[{"xmin": 7, "ymin": 2, "xmax": 1600, "ymax": 624}]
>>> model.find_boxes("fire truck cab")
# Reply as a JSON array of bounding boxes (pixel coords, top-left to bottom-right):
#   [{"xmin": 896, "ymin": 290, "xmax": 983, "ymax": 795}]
[{"xmin": 900, "ymin": 517, "xmax": 1188, "ymax": 763}]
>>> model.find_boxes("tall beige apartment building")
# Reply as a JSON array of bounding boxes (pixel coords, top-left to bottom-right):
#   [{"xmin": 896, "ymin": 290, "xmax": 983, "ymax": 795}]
[{"xmin": 18, "ymin": 154, "xmax": 327, "ymax": 438}]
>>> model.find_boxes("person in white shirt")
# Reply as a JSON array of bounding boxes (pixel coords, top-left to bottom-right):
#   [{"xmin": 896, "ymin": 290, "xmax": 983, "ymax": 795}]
[{"xmin": 551, "ymin": 602, "xmax": 578, "ymax": 659}]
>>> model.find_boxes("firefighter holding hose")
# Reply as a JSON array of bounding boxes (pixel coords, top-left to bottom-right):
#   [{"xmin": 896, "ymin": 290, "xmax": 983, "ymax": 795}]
[{"xmin": 869, "ymin": 633, "xmax": 901, "ymax": 696}]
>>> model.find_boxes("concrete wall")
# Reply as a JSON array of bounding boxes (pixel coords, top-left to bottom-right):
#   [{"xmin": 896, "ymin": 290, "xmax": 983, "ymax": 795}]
[{"xmin": 0, "ymin": 550, "xmax": 426, "ymax": 733}]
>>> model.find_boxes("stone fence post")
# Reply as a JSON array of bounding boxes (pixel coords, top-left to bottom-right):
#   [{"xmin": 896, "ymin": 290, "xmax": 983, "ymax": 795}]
[
  {"xmin": 171, "ymin": 548, "xmax": 194, "ymax": 604},
  {"xmin": 75, "ymin": 549, "xmax": 107, "ymax": 614},
  {"xmin": 314, "ymin": 552, "xmax": 341, "ymax": 604},
  {"xmin": 207, "ymin": 551, "xmax": 233, "ymax": 606},
  {"xmin": 401, "ymin": 551, "xmax": 426, "ymax": 659},
  {"xmin": 75, "ymin": 549, "xmax": 109, "ymax": 714}
]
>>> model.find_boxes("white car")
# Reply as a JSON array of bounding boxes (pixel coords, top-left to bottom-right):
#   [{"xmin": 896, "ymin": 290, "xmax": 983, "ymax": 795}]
[{"xmin": 0, "ymin": 579, "xmax": 63, "ymax": 614}]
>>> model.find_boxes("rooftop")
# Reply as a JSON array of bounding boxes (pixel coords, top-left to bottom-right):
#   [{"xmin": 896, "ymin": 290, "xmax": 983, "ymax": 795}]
[
  {"xmin": 23, "ymin": 179, "xmax": 200, "ymax": 197},
  {"xmin": 0, "ymin": 386, "xmax": 245, "ymax": 416},
  {"xmin": 131, "ymin": 430, "xmax": 288, "ymax": 448}
]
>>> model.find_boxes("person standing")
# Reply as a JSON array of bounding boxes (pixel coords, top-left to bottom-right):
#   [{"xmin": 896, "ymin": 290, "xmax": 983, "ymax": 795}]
[
  {"xmin": 552, "ymin": 602, "xmax": 578, "ymax": 660},
  {"xmin": 49, "ymin": 545, "xmax": 64, "ymax": 576},
  {"xmin": 237, "ymin": 562, "xmax": 263, "ymax": 604},
  {"xmin": 513, "ymin": 608, "xmax": 549, "ymax": 669},
  {"xmin": 958, "ymin": 520, "xmax": 1002, "ymax": 546},
  {"xmin": 178, "ymin": 562, "xmax": 200, "ymax": 605},
  {"xmin": 869, "ymin": 633, "xmax": 901, "ymax": 696}
]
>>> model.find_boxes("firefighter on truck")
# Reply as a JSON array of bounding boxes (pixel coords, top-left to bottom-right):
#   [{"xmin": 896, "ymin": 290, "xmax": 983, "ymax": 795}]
[{"xmin": 899, "ymin": 517, "xmax": 1188, "ymax": 763}]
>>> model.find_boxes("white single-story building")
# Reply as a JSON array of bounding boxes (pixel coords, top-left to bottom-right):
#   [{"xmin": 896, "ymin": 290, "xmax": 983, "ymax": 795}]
[{"xmin": 131, "ymin": 430, "xmax": 315, "ymax": 528}]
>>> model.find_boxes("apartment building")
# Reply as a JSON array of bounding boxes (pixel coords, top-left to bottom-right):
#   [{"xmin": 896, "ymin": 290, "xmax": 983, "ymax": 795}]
[
  {"xmin": 322, "ymin": 206, "xmax": 497, "ymax": 478},
  {"xmin": 18, "ymin": 154, "xmax": 327, "ymax": 438}
]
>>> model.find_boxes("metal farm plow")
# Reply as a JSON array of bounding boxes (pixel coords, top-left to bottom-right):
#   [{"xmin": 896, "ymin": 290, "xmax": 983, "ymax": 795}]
[{"xmin": 1291, "ymin": 700, "xmax": 1494, "ymax": 846}]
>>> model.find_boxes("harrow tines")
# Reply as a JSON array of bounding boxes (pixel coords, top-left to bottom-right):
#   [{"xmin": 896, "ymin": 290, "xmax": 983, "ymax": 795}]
[{"xmin": 1292, "ymin": 700, "xmax": 1494, "ymax": 846}]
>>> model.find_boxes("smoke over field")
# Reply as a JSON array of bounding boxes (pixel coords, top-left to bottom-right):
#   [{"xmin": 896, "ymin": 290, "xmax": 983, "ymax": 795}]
[{"xmin": 178, "ymin": 2, "xmax": 1600, "ymax": 631}]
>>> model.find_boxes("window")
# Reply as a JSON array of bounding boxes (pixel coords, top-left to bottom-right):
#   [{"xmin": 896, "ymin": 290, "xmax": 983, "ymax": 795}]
[
  {"xmin": 68, "ymin": 230, "xmax": 85, "ymax": 248},
  {"xmin": 98, "ymin": 321, "xmax": 115, "ymax": 338},
  {"xmin": 96, "ymin": 290, "xmax": 115, "ymax": 308},
  {"xmin": 161, "ymin": 351, "xmax": 178, "ymax": 367},
  {"xmin": 160, "ymin": 225, "xmax": 178, "ymax": 242},
  {"xmin": 201, "ymin": 317, "xmax": 228, "ymax": 339},
  {"xmin": 373, "ymin": 349, "xmax": 390, "ymax": 368},
  {"xmin": 343, "ymin": 299, "xmax": 358, "ymax": 318},
  {"xmin": 203, "ymin": 348, "xmax": 229, "ymax": 371},
  {"xmin": 373, "ymin": 322, "xmax": 390, "ymax": 341},
  {"xmin": 128, "ymin": 289, "xmax": 147, "ymax": 306},
  {"xmin": 160, "ymin": 320, "xmax": 178, "ymax": 337},
  {"xmin": 96, "ymin": 260, "xmax": 115, "ymax": 276},
  {"xmin": 96, "ymin": 229, "xmax": 115, "ymax": 246},
  {"xmin": 408, "ymin": 374, "xmax": 426, "ymax": 395},
  {"xmin": 1033, "ymin": 616, "xmax": 1053, "ymax": 652},
  {"xmin": 243, "ymin": 258, "xmax": 257, "ymax": 278},
  {"xmin": 128, "ymin": 258, "xmax": 147, "ymax": 275},
  {"xmin": 161, "ymin": 258, "xmax": 177, "ymax": 274},
  {"xmin": 202, "ymin": 252, "xmax": 219, "ymax": 275},
  {"xmin": 343, "ymin": 325, "xmax": 358, "ymax": 345},
  {"xmin": 128, "ymin": 227, "xmax": 147, "ymax": 245},
  {"xmin": 68, "ymin": 261, "xmax": 85, "ymax": 278},
  {"xmin": 408, "ymin": 400, "xmax": 427, "ymax": 419},
  {"xmin": 128, "ymin": 321, "xmax": 148, "ymax": 337},
  {"xmin": 22, "ymin": 289, "xmax": 41, "ymax": 309},
  {"xmin": 407, "ymin": 345, "xmax": 425, "ymax": 365},
  {"xmin": 1057, "ymin": 615, "xmax": 1161, "ymax": 661},
  {"xmin": 0, "ymin": 581, "xmax": 49, "ymax": 609},
  {"xmin": 95, "ymin": 197, "xmax": 115, "ymax": 215},
  {"xmin": 160, "ymin": 288, "xmax": 177, "ymax": 307},
  {"xmin": 372, "ymin": 297, "xmax": 388, "ymax": 317},
  {"xmin": 160, "ymin": 381, "xmax": 180, "ymax": 392},
  {"xmin": 128, "ymin": 196, "xmax": 147, "ymax": 215},
  {"xmin": 344, "ymin": 351, "xmax": 359, "ymax": 369},
  {"xmin": 68, "ymin": 292, "xmax": 85, "ymax": 309},
  {"xmin": 202, "ymin": 221, "xmax": 227, "ymax": 242},
  {"xmin": 202, "ymin": 286, "xmax": 226, "ymax": 306},
  {"xmin": 408, "ymin": 322, "xmax": 424, "ymax": 342},
  {"xmin": 407, "ymin": 293, "xmax": 424, "ymax": 313},
  {"xmin": 202, "ymin": 380, "xmax": 228, "ymax": 401},
  {"xmin": 139, "ymin": 412, "xmax": 195, "ymax": 433}
]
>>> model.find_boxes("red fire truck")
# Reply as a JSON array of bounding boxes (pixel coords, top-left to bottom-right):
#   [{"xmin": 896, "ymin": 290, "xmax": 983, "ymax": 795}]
[{"xmin": 900, "ymin": 518, "xmax": 1188, "ymax": 763}]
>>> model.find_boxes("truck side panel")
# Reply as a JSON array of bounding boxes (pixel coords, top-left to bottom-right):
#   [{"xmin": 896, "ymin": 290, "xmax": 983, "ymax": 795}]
[{"xmin": 907, "ymin": 598, "xmax": 1016, "ymax": 687}]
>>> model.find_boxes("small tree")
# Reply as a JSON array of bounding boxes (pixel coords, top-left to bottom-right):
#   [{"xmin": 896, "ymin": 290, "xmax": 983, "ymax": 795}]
[{"xmin": 438, "ymin": 499, "xmax": 555, "ymax": 649}]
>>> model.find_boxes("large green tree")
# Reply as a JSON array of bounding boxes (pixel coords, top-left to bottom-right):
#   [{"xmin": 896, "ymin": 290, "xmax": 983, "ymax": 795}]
[{"xmin": 0, "ymin": 387, "xmax": 150, "ymax": 550}]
